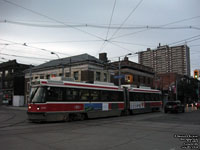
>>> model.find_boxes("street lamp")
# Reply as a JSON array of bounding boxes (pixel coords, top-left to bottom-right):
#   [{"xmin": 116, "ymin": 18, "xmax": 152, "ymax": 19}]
[
  {"xmin": 118, "ymin": 53, "xmax": 132, "ymax": 88},
  {"xmin": 51, "ymin": 52, "xmax": 60, "ymax": 59},
  {"xmin": 51, "ymin": 52, "xmax": 64, "ymax": 77}
]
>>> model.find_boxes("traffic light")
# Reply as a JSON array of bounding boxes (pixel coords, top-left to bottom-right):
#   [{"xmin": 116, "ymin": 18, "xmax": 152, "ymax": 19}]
[
  {"xmin": 125, "ymin": 75, "xmax": 133, "ymax": 83},
  {"xmin": 194, "ymin": 70, "xmax": 199, "ymax": 79}
]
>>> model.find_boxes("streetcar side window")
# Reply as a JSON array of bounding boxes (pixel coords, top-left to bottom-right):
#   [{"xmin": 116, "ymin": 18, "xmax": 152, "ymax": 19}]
[
  {"xmin": 90, "ymin": 90, "xmax": 100, "ymax": 101},
  {"xmin": 129, "ymin": 92, "xmax": 134, "ymax": 101},
  {"xmin": 80, "ymin": 89, "xmax": 89, "ymax": 101},
  {"xmin": 110, "ymin": 91, "xmax": 117, "ymax": 101},
  {"xmin": 140, "ymin": 93, "xmax": 145, "ymax": 101},
  {"xmin": 146, "ymin": 94, "xmax": 151, "ymax": 101},
  {"xmin": 65, "ymin": 88, "xmax": 79, "ymax": 101},
  {"xmin": 46, "ymin": 87, "xmax": 63, "ymax": 101},
  {"xmin": 101, "ymin": 90, "xmax": 110, "ymax": 101},
  {"xmin": 134, "ymin": 93, "xmax": 139, "ymax": 101},
  {"xmin": 118, "ymin": 92, "xmax": 123, "ymax": 101}
]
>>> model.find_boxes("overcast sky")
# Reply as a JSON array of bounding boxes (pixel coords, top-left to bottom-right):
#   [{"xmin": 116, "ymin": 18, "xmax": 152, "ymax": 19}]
[{"xmin": 0, "ymin": 0, "xmax": 199, "ymax": 75}]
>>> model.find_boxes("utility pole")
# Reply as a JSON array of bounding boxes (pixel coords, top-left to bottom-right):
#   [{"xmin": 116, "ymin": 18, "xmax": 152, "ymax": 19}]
[
  {"xmin": 118, "ymin": 57, "xmax": 121, "ymax": 89},
  {"xmin": 69, "ymin": 57, "xmax": 71, "ymax": 77},
  {"xmin": 29, "ymin": 65, "xmax": 32, "ymax": 104},
  {"xmin": 118, "ymin": 53, "xmax": 132, "ymax": 89},
  {"xmin": 176, "ymin": 78, "xmax": 178, "ymax": 101}
]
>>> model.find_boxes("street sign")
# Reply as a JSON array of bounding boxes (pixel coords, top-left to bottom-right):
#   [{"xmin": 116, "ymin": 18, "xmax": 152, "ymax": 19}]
[{"xmin": 114, "ymin": 75, "xmax": 125, "ymax": 79}]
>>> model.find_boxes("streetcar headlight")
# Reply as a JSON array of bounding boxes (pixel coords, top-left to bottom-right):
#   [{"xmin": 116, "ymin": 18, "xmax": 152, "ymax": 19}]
[
  {"xmin": 28, "ymin": 106, "xmax": 32, "ymax": 109},
  {"xmin": 37, "ymin": 107, "xmax": 40, "ymax": 110}
]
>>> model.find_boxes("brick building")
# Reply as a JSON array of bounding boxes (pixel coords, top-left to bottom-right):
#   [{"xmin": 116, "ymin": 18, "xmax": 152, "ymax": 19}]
[
  {"xmin": 0, "ymin": 60, "xmax": 30, "ymax": 105},
  {"xmin": 111, "ymin": 57, "xmax": 155, "ymax": 88}
]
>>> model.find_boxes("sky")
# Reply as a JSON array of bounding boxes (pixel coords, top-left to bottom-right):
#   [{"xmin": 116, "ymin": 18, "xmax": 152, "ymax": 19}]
[{"xmin": 0, "ymin": 0, "xmax": 199, "ymax": 75}]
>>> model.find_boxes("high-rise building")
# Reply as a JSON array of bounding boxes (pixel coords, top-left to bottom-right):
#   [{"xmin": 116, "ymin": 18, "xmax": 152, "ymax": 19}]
[{"xmin": 138, "ymin": 44, "xmax": 190, "ymax": 76}]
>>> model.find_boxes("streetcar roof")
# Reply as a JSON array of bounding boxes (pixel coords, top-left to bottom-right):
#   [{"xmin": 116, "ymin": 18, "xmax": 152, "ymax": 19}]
[
  {"xmin": 33, "ymin": 79, "xmax": 123, "ymax": 91},
  {"xmin": 32, "ymin": 79, "xmax": 161, "ymax": 94}
]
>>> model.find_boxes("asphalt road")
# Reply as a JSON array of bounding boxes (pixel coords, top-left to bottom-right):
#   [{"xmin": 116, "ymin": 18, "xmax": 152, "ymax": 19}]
[{"xmin": 0, "ymin": 106, "xmax": 199, "ymax": 150}]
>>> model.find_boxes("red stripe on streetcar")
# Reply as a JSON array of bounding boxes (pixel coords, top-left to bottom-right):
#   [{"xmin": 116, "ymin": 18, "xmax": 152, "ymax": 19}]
[
  {"xmin": 118, "ymin": 103, "xmax": 124, "ymax": 109},
  {"xmin": 64, "ymin": 82, "xmax": 119, "ymax": 90},
  {"xmin": 28, "ymin": 103, "xmax": 84, "ymax": 112},
  {"xmin": 41, "ymin": 81, "xmax": 47, "ymax": 84}
]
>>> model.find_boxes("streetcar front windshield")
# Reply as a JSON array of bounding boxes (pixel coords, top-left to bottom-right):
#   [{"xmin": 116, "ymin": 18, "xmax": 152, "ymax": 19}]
[{"xmin": 31, "ymin": 87, "xmax": 46, "ymax": 103}]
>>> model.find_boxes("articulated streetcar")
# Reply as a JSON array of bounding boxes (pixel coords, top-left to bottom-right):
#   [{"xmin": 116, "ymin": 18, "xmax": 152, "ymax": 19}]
[{"xmin": 27, "ymin": 79, "xmax": 162, "ymax": 122}]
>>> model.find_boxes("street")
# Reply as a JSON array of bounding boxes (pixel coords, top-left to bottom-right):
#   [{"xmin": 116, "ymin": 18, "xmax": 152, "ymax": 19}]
[{"xmin": 0, "ymin": 106, "xmax": 199, "ymax": 150}]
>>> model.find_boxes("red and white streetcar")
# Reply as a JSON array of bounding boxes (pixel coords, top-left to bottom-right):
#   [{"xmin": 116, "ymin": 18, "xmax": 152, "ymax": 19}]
[{"xmin": 27, "ymin": 78, "xmax": 162, "ymax": 122}]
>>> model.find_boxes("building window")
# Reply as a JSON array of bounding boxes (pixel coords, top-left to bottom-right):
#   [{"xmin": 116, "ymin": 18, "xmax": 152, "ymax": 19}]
[
  {"xmin": 5, "ymin": 70, "xmax": 8, "ymax": 76},
  {"xmin": 46, "ymin": 75, "xmax": 50, "ymax": 79},
  {"xmin": 74, "ymin": 71, "xmax": 79, "ymax": 80},
  {"xmin": 59, "ymin": 73, "xmax": 62, "ymax": 77},
  {"xmin": 148, "ymin": 78, "xmax": 151, "ymax": 84},
  {"xmin": 65, "ymin": 72, "xmax": 70, "ymax": 77},
  {"xmin": 104, "ymin": 73, "xmax": 107, "ymax": 82},
  {"xmin": 40, "ymin": 75, "xmax": 44, "ymax": 79},
  {"xmin": 96, "ymin": 72, "xmax": 101, "ymax": 81},
  {"xmin": 4, "ymin": 81, "xmax": 8, "ymax": 88}
]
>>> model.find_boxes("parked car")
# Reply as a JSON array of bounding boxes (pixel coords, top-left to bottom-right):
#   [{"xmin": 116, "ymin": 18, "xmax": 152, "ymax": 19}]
[{"xmin": 164, "ymin": 101, "xmax": 185, "ymax": 113}]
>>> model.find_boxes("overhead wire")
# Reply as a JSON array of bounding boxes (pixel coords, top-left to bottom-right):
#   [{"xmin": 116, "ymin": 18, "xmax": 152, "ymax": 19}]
[
  {"xmin": 98, "ymin": 0, "xmax": 117, "ymax": 55},
  {"xmin": 2, "ymin": 0, "xmax": 105, "ymax": 41},
  {"xmin": 98, "ymin": 0, "xmax": 143, "ymax": 54},
  {"xmin": 109, "ymin": 41, "xmax": 138, "ymax": 53},
  {"xmin": 111, "ymin": 40, "xmax": 155, "ymax": 47},
  {"xmin": 0, "ymin": 52, "xmax": 52, "ymax": 61},
  {"xmin": 108, "ymin": 0, "xmax": 143, "ymax": 41},
  {"xmin": 1, "ymin": 19, "xmax": 200, "ymax": 30},
  {"xmin": 110, "ymin": 15, "xmax": 200, "ymax": 40},
  {"xmin": 0, "ymin": 38, "xmax": 71, "ymax": 56},
  {"xmin": 168, "ymin": 34, "xmax": 200, "ymax": 46},
  {"xmin": 105, "ymin": 0, "xmax": 117, "ymax": 40},
  {"xmin": 26, "ymin": 39, "xmax": 102, "ymax": 44}
]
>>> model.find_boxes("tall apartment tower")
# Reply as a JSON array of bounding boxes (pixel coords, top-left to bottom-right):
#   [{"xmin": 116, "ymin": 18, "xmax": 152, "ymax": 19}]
[{"xmin": 138, "ymin": 44, "xmax": 190, "ymax": 76}]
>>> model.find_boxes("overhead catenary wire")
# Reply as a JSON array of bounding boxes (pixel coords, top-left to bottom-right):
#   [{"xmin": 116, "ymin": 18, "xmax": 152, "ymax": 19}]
[
  {"xmin": 0, "ymin": 52, "xmax": 53, "ymax": 61},
  {"xmin": 98, "ymin": 0, "xmax": 117, "ymax": 55},
  {"xmin": 2, "ymin": 0, "xmax": 105, "ymax": 41},
  {"xmin": 1, "ymin": 19, "xmax": 200, "ymax": 30},
  {"xmin": 26, "ymin": 39, "xmax": 103, "ymax": 44},
  {"xmin": 111, "ymin": 40, "xmax": 155, "ymax": 47},
  {"xmin": 108, "ymin": 0, "xmax": 143, "ymax": 41},
  {"xmin": 105, "ymin": 0, "xmax": 117, "ymax": 40},
  {"xmin": 110, "ymin": 15, "xmax": 200, "ymax": 40},
  {"xmin": 98, "ymin": 0, "xmax": 143, "ymax": 54},
  {"xmin": 168, "ymin": 34, "xmax": 200, "ymax": 46},
  {"xmin": 0, "ymin": 38, "xmax": 71, "ymax": 56}
]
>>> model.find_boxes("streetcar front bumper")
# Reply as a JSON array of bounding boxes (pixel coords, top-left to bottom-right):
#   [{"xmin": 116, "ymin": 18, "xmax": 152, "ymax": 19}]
[{"xmin": 27, "ymin": 111, "xmax": 46, "ymax": 122}]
